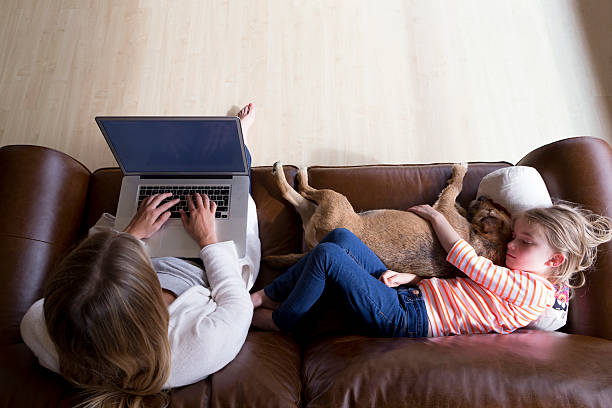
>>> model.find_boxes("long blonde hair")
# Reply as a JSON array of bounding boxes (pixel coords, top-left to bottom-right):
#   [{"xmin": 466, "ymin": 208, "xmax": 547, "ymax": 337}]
[
  {"xmin": 521, "ymin": 201, "xmax": 612, "ymax": 288},
  {"xmin": 44, "ymin": 230, "xmax": 171, "ymax": 408}
]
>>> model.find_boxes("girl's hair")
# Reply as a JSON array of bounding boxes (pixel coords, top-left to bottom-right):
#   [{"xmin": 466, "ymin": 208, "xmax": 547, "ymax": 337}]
[
  {"xmin": 521, "ymin": 201, "xmax": 612, "ymax": 288},
  {"xmin": 43, "ymin": 229, "xmax": 171, "ymax": 408}
]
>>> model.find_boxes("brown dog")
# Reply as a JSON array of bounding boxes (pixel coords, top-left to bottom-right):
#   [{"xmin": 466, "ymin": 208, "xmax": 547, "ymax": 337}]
[{"xmin": 266, "ymin": 162, "xmax": 512, "ymax": 278}]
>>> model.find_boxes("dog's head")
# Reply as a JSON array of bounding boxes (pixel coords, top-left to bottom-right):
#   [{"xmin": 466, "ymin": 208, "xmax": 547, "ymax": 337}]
[{"xmin": 467, "ymin": 196, "xmax": 513, "ymax": 244}]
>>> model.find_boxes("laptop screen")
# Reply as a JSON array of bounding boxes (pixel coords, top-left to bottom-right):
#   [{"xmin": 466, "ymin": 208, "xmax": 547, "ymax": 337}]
[{"xmin": 96, "ymin": 117, "xmax": 248, "ymax": 175}]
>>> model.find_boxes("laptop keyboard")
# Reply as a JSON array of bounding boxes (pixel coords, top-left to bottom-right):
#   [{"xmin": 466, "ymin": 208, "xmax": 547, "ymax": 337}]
[{"xmin": 137, "ymin": 185, "xmax": 231, "ymax": 219}]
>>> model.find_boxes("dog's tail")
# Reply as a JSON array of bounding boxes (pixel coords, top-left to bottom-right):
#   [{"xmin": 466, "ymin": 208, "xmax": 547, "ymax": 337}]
[{"xmin": 263, "ymin": 253, "xmax": 307, "ymax": 269}]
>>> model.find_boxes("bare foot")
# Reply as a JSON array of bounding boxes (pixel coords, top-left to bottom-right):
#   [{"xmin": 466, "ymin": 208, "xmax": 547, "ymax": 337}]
[
  {"xmin": 251, "ymin": 308, "xmax": 280, "ymax": 331},
  {"xmin": 251, "ymin": 289, "xmax": 280, "ymax": 310},
  {"xmin": 237, "ymin": 102, "xmax": 255, "ymax": 144}
]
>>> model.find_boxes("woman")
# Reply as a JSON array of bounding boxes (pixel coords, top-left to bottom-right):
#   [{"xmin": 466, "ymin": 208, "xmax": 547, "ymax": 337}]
[{"xmin": 20, "ymin": 104, "xmax": 260, "ymax": 408}]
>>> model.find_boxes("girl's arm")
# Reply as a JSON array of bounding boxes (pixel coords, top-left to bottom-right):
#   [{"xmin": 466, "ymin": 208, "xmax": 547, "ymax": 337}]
[{"xmin": 408, "ymin": 205, "xmax": 461, "ymax": 252}]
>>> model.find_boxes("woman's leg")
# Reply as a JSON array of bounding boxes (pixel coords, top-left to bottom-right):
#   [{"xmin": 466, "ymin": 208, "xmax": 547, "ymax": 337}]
[
  {"xmin": 237, "ymin": 103, "xmax": 254, "ymax": 192},
  {"xmin": 272, "ymin": 242, "xmax": 407, "ymax": 336}
]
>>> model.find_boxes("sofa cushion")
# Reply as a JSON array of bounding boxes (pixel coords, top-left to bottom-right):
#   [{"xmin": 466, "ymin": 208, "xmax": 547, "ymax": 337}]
[
  {"xmin": 476, "ymin": 165, "xmax": 552, "ymax": 215},
  {"xmin": 83, "ymin": 167, "xmax": 123, "ymax": 231},
  {"xmin": 302, "ymin": 332, "xmax": 612, "ymax": 407},
  {"xmin": 208, "ymin": 332, "xmax": 302, "ymax": 408},
  {"xmin": 307, "ymin": 163, "xmax": 510, "ymax": 212},
  {"xmin": 0, "ymin": 343, "xmax": 76, "ymax": 407},
  {"xmin": 250, "ymin": 166, "xmax": 302, "ymax": 291}
]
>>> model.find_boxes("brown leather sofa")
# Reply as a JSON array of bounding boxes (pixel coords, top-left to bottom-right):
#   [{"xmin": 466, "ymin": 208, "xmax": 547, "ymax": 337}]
[{"xmin": 1, "ymin": 136, "xmax": 611, "ymax": 407}]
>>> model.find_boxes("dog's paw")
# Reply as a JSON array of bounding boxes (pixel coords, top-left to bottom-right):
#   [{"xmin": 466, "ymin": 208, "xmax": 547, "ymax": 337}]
[
  {"xmin": 451, "ymin": 162, "xmax": 468, "ymax": 176},
  {"xmin": 273, "ymin": 161, "xmax": 283, "ymax": 174}
]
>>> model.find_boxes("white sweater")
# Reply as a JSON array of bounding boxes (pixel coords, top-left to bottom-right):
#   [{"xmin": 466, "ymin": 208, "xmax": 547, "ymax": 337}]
[{"xmin": 20, "ymin": 196, "xmax": 260, "ymax": 388}]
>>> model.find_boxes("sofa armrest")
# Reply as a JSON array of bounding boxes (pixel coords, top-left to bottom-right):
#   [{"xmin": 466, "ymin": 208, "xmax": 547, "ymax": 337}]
[
  {"xmin": 0, "ymin": 145, "xmax": 90, "ymax": 345},
  {"xmin": 517, "ymin": 136, "xmax": 612, "ymax": 340}
]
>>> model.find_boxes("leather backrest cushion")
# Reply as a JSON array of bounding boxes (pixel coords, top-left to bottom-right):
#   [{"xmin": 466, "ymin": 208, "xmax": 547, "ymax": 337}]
[
  {"xmin": 251, "ymin": 166, "xmax": 302, "ymax": 290},
  {"xmin": 307, "ymin": 163, "xmax": 510, "ymax": 211},
  {"xmin": 83, "ymin": 168, "xmax": 123, "ymax": 232}
]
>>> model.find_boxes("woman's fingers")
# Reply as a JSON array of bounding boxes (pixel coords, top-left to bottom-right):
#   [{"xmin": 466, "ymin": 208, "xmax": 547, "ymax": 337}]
[
  {"xmin": 196, "ymin": 193, "xmax": 205, "ymax": 209},
  {"xmin": 197, "ymin": 193, "xmax": 216, "ymax": 213},
  {"xmin": 186, "ymin": 194, "xmax": 196, "ymax": 212},
  {"xmin": 153, "ymin": 210, "xmax": 172, "ymax": 229},
  {"xmin": 149, "ymin": 192, "xmax": 174, "ymax": 208},
  {"xmin": 179, "ymin": 209, "xmax": 188, "ymax": 225},
  {"xmin": 155, "ymin": 198, "xmax": 180, "ymax": 215}
]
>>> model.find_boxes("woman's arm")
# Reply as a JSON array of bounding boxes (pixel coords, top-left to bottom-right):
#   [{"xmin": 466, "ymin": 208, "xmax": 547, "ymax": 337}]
[
  {"xmin": 239, "ymin": 196, "xmax": 261, "ymax": 291},
  {"xmin": 19, "ymin": 299, "xmax": 61, "ymax": 374},
  {"xmin": 166, "ymin": 242, "xmax": 253, "ymax": 388},
  {"xmin": 164, "ymin": 193, "xmax": 253, "ymax": 387}
]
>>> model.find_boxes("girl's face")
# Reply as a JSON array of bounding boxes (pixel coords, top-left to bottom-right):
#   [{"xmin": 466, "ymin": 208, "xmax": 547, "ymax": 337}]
[{"xmin": 505, "ymin": 216, "xmax": 558, "ymax": 277}]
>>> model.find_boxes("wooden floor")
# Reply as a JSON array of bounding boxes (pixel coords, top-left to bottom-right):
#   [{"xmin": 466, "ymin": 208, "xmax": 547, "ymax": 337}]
[{"xmin": 0, "ymin": 0, "xmax": 610, "ymax": 171}]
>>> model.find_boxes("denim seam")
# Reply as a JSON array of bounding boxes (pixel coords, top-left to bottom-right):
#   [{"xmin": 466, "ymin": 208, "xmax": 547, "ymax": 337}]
[{"xmin": 365, "ymin": 294, "xmax": 400, "ymax": 331}]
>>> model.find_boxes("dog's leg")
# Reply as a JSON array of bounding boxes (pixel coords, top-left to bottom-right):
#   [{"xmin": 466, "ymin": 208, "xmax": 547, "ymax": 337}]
[
  {"xmin": 299, "ymin": 188, "xmax": 361, "ymax": 247},
  {"xmin": 297, "ymin": 166, "xmax": 316, "ymax": 194},
  {"xmin": 432, "ymin": 163, "xmax": 473, "ymax": 239},
  {"xmin": 273, "ymin": 161, "xmax": 317, "ymax": 225},
  {"xmin": 433, "ymin": 163, "xmax": 468, "ymax": 213}
]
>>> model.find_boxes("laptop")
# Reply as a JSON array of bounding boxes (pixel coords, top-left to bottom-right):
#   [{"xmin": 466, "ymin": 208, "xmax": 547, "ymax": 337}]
[{"xmin": 95, "ymin": 116, "xmax": 249, "ymax": 258}]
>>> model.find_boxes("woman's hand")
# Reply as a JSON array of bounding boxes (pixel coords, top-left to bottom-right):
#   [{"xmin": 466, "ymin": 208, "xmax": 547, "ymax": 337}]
[
  {"xmin": 124, "ymin": 193, "xmax": 180, "ymax": 239},
  {"xmin": 379, "ymin": 270, "xmax": 421, "ymax": 287},
  {"xmin": 180, "ymin": 193, "xmax": 218, "ymax": 248}
]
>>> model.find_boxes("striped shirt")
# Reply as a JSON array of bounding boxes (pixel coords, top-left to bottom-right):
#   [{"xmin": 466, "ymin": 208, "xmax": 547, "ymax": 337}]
[{"xmin": 418, "ymin": 239, "xmax": 556, "ymax": 337}]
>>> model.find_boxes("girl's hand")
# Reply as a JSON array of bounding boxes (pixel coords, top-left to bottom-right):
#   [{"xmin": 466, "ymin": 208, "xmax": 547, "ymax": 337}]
[
  {"xmin": 408, "ymin": 204, "xmax": 443, "ymax": 222},
  {"xmin": 408, "ymin": 204, "xmax": 461, "ymax": 253},
  {"xmin": 379, "ymin": 270, "xmax": 421, "ymax": 287},
  {"xmin": 180, "ymin": 193, "xmax": 218, "ymax": 248},
  {"xmin": 124, "ymin": 193, "xmax": 180, "ymax": 239}
]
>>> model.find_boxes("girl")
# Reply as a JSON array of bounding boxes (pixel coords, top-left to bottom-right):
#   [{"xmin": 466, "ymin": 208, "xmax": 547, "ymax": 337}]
[
  {"xmin": 251, "ymin": 201, "xmax": 612, "ymax": 338},
  {"xmin": 20, "ymin": 104, "xmax": 260, "ymax": 408}
]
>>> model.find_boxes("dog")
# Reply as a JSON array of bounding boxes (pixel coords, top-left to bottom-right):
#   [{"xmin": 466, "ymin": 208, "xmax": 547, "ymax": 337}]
[{"xmin": 265, "ymin": 162, "xmax": 512, "ymax": 279}]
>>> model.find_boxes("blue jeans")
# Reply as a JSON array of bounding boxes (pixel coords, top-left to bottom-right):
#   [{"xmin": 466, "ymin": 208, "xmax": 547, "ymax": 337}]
[{"xmin": 264, "ymin": 228, "xmax": 429, "ymax": 337}]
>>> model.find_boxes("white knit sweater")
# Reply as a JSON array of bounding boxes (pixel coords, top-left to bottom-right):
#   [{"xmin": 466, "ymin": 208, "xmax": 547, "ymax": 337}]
[{"xmin": 20, "ymin": 196, "xmax": 260, "ymax": 388}]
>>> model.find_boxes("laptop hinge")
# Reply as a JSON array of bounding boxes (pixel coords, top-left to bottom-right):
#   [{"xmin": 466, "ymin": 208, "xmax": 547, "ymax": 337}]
[{"xmin": 139, "ymin": 175, "xmax": 233, "ymax": 180}]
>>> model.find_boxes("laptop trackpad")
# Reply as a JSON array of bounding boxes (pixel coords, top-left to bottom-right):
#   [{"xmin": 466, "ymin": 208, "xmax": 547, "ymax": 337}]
[{"xmin": 153, "ymin": 224, "xmax": 200, "ymax": 258}]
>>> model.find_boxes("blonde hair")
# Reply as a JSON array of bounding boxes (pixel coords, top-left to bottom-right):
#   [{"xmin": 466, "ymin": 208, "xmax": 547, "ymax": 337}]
[
  {"xmin": 520, "ymin": 201, "xmax": 612, "ymax": 288},
  {"xmin": 43, "ymin": 230, "xmax": 171, "ymax": 408}
]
